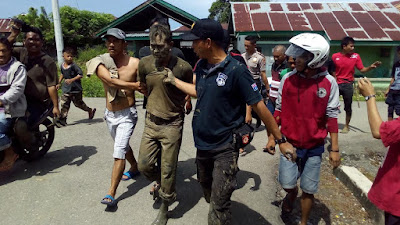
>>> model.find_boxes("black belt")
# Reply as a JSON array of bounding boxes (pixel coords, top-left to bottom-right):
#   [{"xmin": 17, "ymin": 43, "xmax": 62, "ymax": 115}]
[{"xmin": 147, "ymin": 112, "xmax": 182, "ymax": 125}]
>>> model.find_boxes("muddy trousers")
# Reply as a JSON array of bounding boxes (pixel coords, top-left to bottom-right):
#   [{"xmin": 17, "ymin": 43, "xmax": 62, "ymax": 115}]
[
  {"xmin": 138, "ymin": 114, "xmax": 183, "ymax": 202},
  {"xmin": 196, "ymin": 143, "xmax": 239, "ymax": 225},
  {"xmin": 60, "ymin": 92, "xmax": 91, "ymax": 119}
]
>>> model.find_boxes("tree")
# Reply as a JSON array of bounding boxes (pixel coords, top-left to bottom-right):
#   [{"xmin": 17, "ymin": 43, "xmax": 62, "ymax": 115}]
[
  {"xmin": 16, "ymin": 7, "xmax": 53, "ymax": 45},
  {"xmin": 15, "ymin": 6, "xmax": 114, "ymax": 49},
  {"xmin": 58, "ymin": 6, "xmax": 115, "ymax": 48},
  {"xmin": 209, "ymin": 0, "xmax": 269, "ymax": 23}
]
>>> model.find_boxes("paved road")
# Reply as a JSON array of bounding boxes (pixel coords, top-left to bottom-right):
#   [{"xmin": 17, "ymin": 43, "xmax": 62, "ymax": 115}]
[
  {"xmin": 0, "ymin": 98, "xmax": 285, "ymax": 225},
  {"xmin": 0, "ymin": 97, "xmax": 388, "ymax": 225}
]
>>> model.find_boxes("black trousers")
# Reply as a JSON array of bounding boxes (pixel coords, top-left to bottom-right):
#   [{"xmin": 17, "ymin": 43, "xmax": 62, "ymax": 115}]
[
  {"xmin": 338, "ymin": 83, "xmax": 353, "ymax": 116},
  {"xmin": 385, "ymin": 212, "xmax": 400, "ymax": 225},
  {"xmin": 196, "ymin": 143, "xmax": 239, "ymax": 225}
]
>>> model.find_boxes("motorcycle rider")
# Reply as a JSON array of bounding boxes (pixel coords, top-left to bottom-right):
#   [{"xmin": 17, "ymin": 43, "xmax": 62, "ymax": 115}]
[
  {"xmin": 7, "ymin": 21, "xmax": 60, "ymax": 126},
  {"xmin": 0, "ymin": 38, "xmax": 27, "ymax": 171}
]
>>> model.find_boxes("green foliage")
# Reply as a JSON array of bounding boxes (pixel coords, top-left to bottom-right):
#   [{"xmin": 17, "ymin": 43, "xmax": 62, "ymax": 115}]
[
  {"xmin": 209, "ymin": 1, "xmax": 231, "ymax": 23},
  {"xmin": 209, "ymin": 0, "xmax": 269, "ymax": 23},
  {"xmin": 74, "ymin": 45, "xmax": 107, "ymax": 97},
  {"xmin": 81, "ymin": 76, "xmax": 105, "ymax": 97},
  {"xmin": 59, "ymin": 6, "xmax": 114, "ymax": 48},
  {"xmin": 15, "ymin": 6, "xmax": 114, "ymax": 49},
  {"xmin": 75, "ymin": 45, "xmax": 107, "ymax": 64},
  {"xmin": 16, "ymin": 7, "xmax": 53, "ymax": 47}
]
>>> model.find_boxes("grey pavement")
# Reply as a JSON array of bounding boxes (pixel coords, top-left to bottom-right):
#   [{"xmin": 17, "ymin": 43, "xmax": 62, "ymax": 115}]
[
  {"xmin": 0, "ymin": 98, "xmax": 387, "ymax": 225},
  {"xmin": 0, "ymin": 97, "xmax": 283, "ymax": 225}
]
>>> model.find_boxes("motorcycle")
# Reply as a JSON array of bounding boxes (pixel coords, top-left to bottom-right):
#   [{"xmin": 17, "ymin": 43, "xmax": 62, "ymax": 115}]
[{"xmin": 0, "ymin": 104, "xmax": 55, "ymax": 163}]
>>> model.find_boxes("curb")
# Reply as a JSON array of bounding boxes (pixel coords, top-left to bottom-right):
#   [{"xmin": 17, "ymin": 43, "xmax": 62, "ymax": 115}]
[{"xmin": 333, "ymin": 165, "xmax": 384, "ymax": 224}]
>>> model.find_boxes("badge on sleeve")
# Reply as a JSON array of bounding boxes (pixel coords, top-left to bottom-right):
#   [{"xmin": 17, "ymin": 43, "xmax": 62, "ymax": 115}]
[
  {"xmin": 251, "ymin": 83, "xmax": 258, "ymax": 91},
  {"xmin": 216, "ymin": 72, "xmax": 228, "ymax": 86}
]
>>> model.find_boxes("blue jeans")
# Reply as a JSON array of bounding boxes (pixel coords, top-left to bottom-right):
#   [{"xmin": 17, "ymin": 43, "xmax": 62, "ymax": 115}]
[
  {"xmin": 0, "ymin": 113, "xmax": 14, "ymax": 151},
  {"xmin": 278, "ymin": 150, "xmax": 322, "ymax": 194}
]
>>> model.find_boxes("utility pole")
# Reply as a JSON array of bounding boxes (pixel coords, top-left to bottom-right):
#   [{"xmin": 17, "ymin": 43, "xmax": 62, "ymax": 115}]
[{"xmin": 52, "ymin": 0, "xmax": 64, "ymax": 66}]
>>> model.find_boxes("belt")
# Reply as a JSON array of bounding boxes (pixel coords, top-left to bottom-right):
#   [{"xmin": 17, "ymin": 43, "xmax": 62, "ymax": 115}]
[{"xmin": 147, "ymin": 112, "xmax": 182, "ymax": 125}]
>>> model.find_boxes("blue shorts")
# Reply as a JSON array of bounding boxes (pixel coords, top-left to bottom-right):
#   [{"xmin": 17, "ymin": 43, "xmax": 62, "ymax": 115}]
[{"xmin": 278, "ymin": 152, "xmax": 322, "ymax": 194}]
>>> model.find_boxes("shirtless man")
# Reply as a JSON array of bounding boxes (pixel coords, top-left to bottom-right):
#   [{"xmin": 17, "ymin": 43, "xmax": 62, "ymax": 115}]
[{"xmin": 86, "ymin": 28, "xmax": 146, "ymax": 207}]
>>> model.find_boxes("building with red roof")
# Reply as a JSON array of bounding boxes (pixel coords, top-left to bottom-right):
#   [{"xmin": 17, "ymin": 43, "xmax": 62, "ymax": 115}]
[{"xmin": 231, "ymin": 1, "xmax": 400, "ymax": 79}]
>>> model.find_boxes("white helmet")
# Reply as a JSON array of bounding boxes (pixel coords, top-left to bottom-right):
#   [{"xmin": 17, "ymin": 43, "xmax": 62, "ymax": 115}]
[{"xmin": 285, "ymin": 33, "xmax": 330, "ymax": 69}]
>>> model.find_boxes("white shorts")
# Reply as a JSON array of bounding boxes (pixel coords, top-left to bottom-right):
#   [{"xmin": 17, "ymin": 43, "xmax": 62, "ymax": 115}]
[{"xmin": 104, "ymin": 106, "xmax": 138, "ymax": 159}]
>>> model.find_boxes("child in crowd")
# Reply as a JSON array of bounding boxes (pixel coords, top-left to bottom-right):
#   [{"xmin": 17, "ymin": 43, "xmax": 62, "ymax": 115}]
[
  {"xmin": 57, "ymin": 47, "xmax": 95, "ymax": 126},
  {"xmin": 358, "ymin": 77, "xmax": 400, "ymax": 225}
]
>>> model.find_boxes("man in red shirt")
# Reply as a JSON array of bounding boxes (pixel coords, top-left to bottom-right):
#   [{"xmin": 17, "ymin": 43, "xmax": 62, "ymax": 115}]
[
  {"xmin": 332, "ymin": 36, "xmax": 381, "ymax": 133},
  {"xmin": 269, "ymin": 33, "xmax": 341, "ymax": 225},
  {"xmin": 358, "ymin": 78, "xmax": 400, "ymax": 225}
]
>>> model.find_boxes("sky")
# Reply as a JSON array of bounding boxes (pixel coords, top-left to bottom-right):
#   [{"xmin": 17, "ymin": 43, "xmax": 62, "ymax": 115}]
[
  {"xmin": 2, "ymin": 0, "xmax": 215, "ymax": 29},
  {"xmin": 2, "ymin": 0, "xmax": 394, "ymax": 29}
]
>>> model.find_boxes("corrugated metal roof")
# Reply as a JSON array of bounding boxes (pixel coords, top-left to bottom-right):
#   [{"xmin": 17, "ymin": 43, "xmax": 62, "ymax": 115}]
[
  {"xmin": 231, "ymin": 1, "xmax": 400, "ymax": 41},
  {"xmin": 0, "ymin": 19, "xmax": 12, "ymax": 33},
  {"xmin": 173, "ymin": 23, "xmax": 229, "ymax": 32}
]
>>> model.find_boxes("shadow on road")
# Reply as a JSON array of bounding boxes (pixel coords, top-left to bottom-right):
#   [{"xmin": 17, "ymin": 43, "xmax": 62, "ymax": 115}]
[
  {"xmin": 279, "ymin": 197, "xmax": 331, "ymax": 225},
  {"xmin": 115, "ymin": 176, "xmax": 152, "ymax": 206},
  {"xmin": 232, "ymin": 201, "xmax": 272, "ymax": 225},
  {"xmin": 169, "ymin": 158, "xmax": 203, "ymax": 219},
  {"xmin": 338, "ymin": 123, "xmax": 367, "ymax": 133},
  {"xmin": 112, "ymin": 158, "xmax": 200, "ymax": 215},
  {"xmin": 67, "ymin": 118, "xmax": 104, "ymax": 126},
  {"xmin": 109, "ymin": 157, "xmax": 267, "ymax": 222},
  {"xmin": 237, "ymin": 169, "xmax": 261, "ymax": 191},
  {"xmin": 0, "ymin": 145, "xmax": 97, "ymax": 186},
  {"xmin": 240, "ymin": 143, "xmax": 257, "ymax": 156}
]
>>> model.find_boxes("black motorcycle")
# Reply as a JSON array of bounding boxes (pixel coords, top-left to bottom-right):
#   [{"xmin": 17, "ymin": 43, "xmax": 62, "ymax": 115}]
[{"xmin": 0, "ymin": 104, "xmax": 55, "ymax": 163}]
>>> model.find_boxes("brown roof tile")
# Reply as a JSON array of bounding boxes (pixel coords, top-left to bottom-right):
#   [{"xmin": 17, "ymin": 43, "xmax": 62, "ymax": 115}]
[{"xmin": 231, "ymin": 1, "xmax": 400, "ymax": 41}]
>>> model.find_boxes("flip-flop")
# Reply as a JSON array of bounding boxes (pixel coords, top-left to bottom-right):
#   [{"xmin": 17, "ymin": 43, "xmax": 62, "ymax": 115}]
[
  {"xmin": 121, "ymin": 170, "xmax": 140, "ymax": 181},
  {"xmin": 101, "ymin": 194, "xmax": 117, "ymax": 207}
]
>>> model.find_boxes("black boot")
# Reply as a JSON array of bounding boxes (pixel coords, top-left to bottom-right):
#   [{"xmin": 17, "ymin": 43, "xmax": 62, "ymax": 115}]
[{"xmin": 151, "ymin": 200, "xmax": 168, "ymax": 225}]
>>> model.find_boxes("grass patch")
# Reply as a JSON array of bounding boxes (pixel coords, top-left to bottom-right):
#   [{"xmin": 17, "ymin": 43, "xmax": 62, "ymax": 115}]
[{"xmin": 352, "ymin": 87, "xmax": 386, "ymax": 101}]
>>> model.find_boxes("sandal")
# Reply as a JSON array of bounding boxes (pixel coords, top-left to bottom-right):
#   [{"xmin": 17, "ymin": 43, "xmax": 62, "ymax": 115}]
[
  {"xmin": 101, "ymin": 194, "xmax": 117, "ymax": 207},
  {"xmin": 121, "ymin": 170, "xmax": 140, "ymax": 181}
]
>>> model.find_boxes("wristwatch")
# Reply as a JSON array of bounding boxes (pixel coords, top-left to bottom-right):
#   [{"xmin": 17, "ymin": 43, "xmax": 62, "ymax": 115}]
[
  {"xmin": 365, "ymin": 95, "xmax": 376, "ymax": 101},
  {"xmin": 275, "ymin": 136, "xmax": 287, "ymax": 145}
]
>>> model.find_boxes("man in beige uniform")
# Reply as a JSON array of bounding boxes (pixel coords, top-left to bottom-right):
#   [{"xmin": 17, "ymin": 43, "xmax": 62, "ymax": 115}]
[
  {"xmin": 242, "ymin": 36, "xmax": 268, "ymax": 92},
  {"xmin": 86, "ymin": 28, "xmax": 146, "ymax": 207},
  {"xmin": 242, "ymin": 36, "xmax": 269, "ymax": 122},
  {"xmin": 138, "ymin": 24, "xmax": 193, "ymax": 225},
  {"xmin": 241, "ymin": 35, "xmax": 269, "ymax": 154}
]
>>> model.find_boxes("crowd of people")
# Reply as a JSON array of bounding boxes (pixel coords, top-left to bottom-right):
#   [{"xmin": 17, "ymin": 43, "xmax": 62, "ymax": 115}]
[{"xmin": 0, "ymin": 16, "xmax": 399, "ymax": 225}]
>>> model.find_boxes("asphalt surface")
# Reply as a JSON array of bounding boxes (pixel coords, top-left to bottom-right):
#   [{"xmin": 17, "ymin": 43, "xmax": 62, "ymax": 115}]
[
  {"xmin": 0, "ymin": 98, "xmax": 283, "ymax": 225},
  {"xmin": 0, "ymin": 97, "xmax": 388, "ymax": 225}
]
